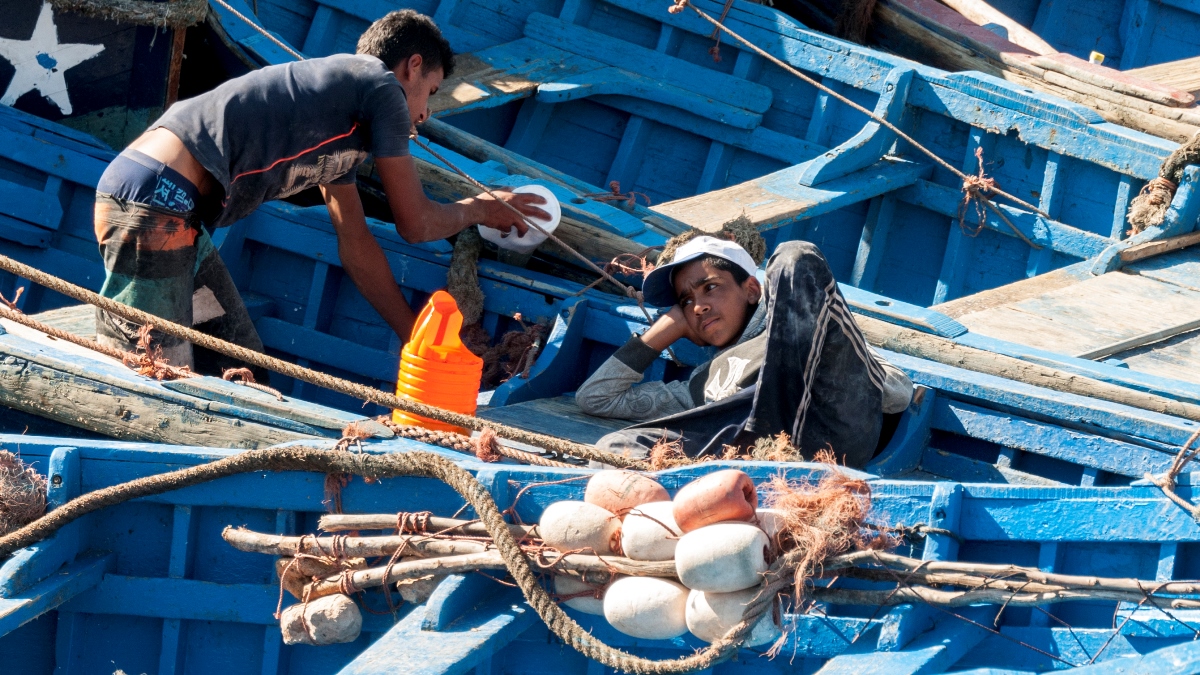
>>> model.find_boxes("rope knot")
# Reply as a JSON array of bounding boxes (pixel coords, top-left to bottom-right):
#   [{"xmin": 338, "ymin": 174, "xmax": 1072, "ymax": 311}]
[
  {"xmin": 473, "ymin": 428, "xmax": 503, "ymax": 463},
  {"xmin": 0, "ymin": 287, "xmax": 23, "ymax": 312},
  {"xmin": 668, "ymin": 0, "xmax": 689, "ymax": 13},
  {"xmin": 396, "ymin": 511, "xmax": 432, "ymax": 534}
]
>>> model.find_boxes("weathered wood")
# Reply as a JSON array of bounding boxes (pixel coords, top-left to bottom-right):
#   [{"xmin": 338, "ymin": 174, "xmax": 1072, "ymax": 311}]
[
  {"xmin": 812, "ymin": 585, "xmax": 1200, "ymax": 608},
  {"xmin": 318, "ymin": 514, "xmax": 537, "ymax": 538},
  {"xmin": 0, "ymin": 321, "xmax": 317, "ymax": 448},
  {"xmin": 857, "ymin": 314, "xmax": 1200, "ymax": 421},
  {"xmin": 1121, "ymin": 230, "xmax": 1200, "ymax": 264},
  {"xmin": 1129, "ymin": 55, "xmax": 1200, "ymax": 97},
  {"xmin": 931, "ymin": 264, "xmax": 1093, "ymax": 318},
  {"xmin": 955, "ymin": 272, "xmax": 1200, "ymax": 358},
  {"xmin": 1075, "ymin": 316, "xmax": 1200, "ymax": 360},
  {"xmin": 415, "ymin": 157, "xmax": 648, "ymax": 263},
  {"xmin": 1033, "ymin": 54, "xmax": 1195, "ymax": 108},
  {"xmin": 935, "ymin": 0, "xmax": 1054, "ymax": 55},
  {"xmin": 1040, "ymin": 71, "xmax": 1200, "ymax": 128}
]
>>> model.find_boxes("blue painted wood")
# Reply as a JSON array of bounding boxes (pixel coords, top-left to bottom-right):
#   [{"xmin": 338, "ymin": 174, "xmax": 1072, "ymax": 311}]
[
  {"xmin": 798, "ymin": 68, "xmax": 913, "ymax": 186},
  {"xmin": 490, "ymin": 297, "xmax": 587, "ymax": 406},
  {"xmin": 340, "ymin": 587, "xmax": 536, "ymax": 675},
  {"xmin": 0, "ymin": 553, "xmax": 112, "ymax": 638},
  {"xmin": 422, "ymin": 573, "xmax": 504, "ymax": 631}
]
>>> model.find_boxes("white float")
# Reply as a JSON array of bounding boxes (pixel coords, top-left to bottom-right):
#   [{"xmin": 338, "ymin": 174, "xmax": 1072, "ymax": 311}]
[
  {"xmin": 538, "ymin": 500, "xmax": 621, "ymax": 555},
  {"xmin": 585, "ymin": 470, "xmax": 669, "ymax": 516},
  {"xmin": 756, "ymin": 508, "xmax": 787, "ymax": 542},
  {"xmin": 603, "ymin": 576, "xmax": 690, "ymax": 640},
  {"xmin": 554, "ymin": 575, "xmax": 606, "ymax": 615},
  {"xmin": 621, "ymin": 501, "xmax": 682, "ymax": 561},
  {"xmin": 675, "ymin": 522, "xmax": 769, "ymax": 592},
  {"xmin": 686, "ymin": 588, "xmax": 782, "ymax": 646}
]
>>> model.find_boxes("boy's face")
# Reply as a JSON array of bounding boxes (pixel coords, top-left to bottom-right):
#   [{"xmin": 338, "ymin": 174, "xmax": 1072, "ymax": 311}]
[
  {"xmin": 672, "ymin": 259, "xmax": 761, "ymax": 348},
  {"xmin": 393, "ymin": 54, "xmax": 444, "ymax": 127}
]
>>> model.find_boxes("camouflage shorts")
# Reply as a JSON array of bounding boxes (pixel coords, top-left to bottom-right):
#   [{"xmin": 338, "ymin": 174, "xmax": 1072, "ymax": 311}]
[{"xmin": 93, "ymin": 192, "xmax": 264, "ymax": 374}]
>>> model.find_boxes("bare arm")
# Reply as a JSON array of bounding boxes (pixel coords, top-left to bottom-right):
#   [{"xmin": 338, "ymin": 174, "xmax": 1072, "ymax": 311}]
[
  {"xmin": 320, "ymin": 182, "xmax": 417, "ymax": 339},
  {"xmin": 375, "ymin": 155, "xmax": 548, "ymax": 244}
]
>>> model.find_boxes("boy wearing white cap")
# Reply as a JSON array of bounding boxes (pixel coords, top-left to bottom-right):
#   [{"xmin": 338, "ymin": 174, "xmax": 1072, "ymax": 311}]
[{"xmin": 576, "ymin": 239, "xmax": 913, "ymax": 467}]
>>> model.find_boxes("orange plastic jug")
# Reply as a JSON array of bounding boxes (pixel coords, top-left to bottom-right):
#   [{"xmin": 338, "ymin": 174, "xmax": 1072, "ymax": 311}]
[{"xmin": 391, "ymin": 291, "xmax": 483, "ymax": 434}]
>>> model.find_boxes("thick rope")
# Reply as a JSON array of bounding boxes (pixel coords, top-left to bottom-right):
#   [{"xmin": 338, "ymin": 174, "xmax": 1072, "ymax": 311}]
[
  {"xmin": 51, "ymin": 0, "xmax": 207, "ymax": 28},
  {"xmin": 1127, "ymin": 131, "xmax": 1200, "ymax": 234},
  {"xmin": 0, "ymin": 253, "xmax": 648, "ymax": 470},
  {"xmin": 0, "ymin": 447, "xmax": 765, "ymax": 673},
  {"xmin": 446, "ymin": 227, "xmax": 485, "ymax": 326},
  {"xmin": 667, "ymin": 0, "xmax": 1051, "ymax": 223},
  {"xmin": 375, "ymin": 418, "xmax": 574, "ymax": 468}
]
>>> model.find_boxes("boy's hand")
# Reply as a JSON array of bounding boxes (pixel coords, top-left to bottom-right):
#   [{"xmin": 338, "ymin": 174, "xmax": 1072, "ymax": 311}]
[
  {"xmin": 476, "ymin": 191, "xmax": 548, "ymax": 237},
  {"xmin": 641, "ymin": 305, "xmax": 706, "ymax": 349}
]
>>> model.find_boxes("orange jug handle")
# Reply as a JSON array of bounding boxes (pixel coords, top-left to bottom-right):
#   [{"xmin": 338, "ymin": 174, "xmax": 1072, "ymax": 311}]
[{"xmin": 408, "ymin": 291, "xmax": 466, "ymax": 357}]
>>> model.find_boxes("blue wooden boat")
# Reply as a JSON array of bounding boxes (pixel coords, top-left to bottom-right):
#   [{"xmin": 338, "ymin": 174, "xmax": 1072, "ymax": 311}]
[
  {"xmin": 0, "ymin": 0, "xmax": 197, "ymax": 149},
  {"xmin": 0, "ymin": 0, "xmax": 1199, "ymax": 479},
  {"xmin": 1, "ymin": 435, "xmax": 1200, "ymax": 672}
]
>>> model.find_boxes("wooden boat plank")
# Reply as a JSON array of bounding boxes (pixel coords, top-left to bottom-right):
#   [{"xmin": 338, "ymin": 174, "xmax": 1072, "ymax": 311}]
[
  {"xmin": 956, "ymin": 272, "xmax": 1200, "ymax": 354},
  {"xmin": 815, "ymin": 607, "xmax": 992, "ymax": 674},
  {"xmin": 652, "ymin": 157, "xmax": 927, "ymax": 231},
  {"xmin": 0, "ymin": 321, "xmax": 324, "ymax": 446},
  {"xmin": 338, "ymin": 588, "xmax": 536, "ymax": 675},
  {"xmin": 1118, "ymin": 333, "xmax": 1200, "ymax": 386},
  {"xmin": 524, "ymin": 13, "xmax": 774, "ymax": 114},
  {"xmin": 0, "ymin": 552, "xmax": 111, "ymax": 639},
  {"xmin": 933, "ymin": 262, "xmax": 1095, "ymax": 318},
  {"xmin": 1125, "ymin": 246, "xmax": 1200, "ymax": 293},
  {"xmin": 932, "ymin": 400, "xmax": 1174, "ymax": 479},
  {"xmin": 477, "ymin": 395, "xmax": 628, "ymax": 445}
]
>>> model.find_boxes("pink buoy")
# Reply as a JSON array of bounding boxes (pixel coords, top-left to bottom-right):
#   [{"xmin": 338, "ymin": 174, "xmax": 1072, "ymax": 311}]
[{"xmin": 672, "ymin": 469, "xmax": 758, "ymax": 533}]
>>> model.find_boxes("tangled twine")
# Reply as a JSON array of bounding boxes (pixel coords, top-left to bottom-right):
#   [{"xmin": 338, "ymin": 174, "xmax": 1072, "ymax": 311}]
[
  {"xmin": 1145, "ymin": 429, "xmax": 1200, "ymax": 521},
  {"xmin": 657, "ymin": 214, "xmax": 768, "ymax": 269},
  {"xmin": 121, "ymin": 325, "xmax": 194, "ymax": 381},
  {"xmin": 583, "ymin": 181, "xmax": 651, "ymax": 208},
  {"xmin": 1127, "ymin": 132, "xmax": 1200, "ymax": 234},
  {"xmin": 0, "ymin": 451, "xmax": 47, "ymax": 537},
  {"xmin": 834, "ymin": 0, "xmax": 878, "ymax": 44},
  {"xmin": 51, "ymin": 0, "xmax": 207, "ymax": 28},
  {"xmin": 222, "ymin": 367, "xmax": 284, "ymax": 401},
  {"xmin": 462, "ymin": 317, "xmax": 546, "ymax": 390}
]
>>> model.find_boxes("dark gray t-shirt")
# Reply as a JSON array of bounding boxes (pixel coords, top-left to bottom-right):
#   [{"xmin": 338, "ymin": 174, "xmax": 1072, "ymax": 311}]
[{"xmin": 154, "ymin": 53, "xmax": 411, "ymax": 228}]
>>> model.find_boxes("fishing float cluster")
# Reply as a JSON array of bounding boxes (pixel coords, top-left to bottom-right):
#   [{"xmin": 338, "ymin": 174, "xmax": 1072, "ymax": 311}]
[{"xmin": 545, "ymin": 468, "xmax": 782, "ymax": 645}]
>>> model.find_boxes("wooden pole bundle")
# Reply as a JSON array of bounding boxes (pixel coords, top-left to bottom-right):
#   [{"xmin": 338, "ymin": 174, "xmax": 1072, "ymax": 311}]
[{"xmin": 225, "ymin": 521, "xmax": 1200, "ymax": 611}]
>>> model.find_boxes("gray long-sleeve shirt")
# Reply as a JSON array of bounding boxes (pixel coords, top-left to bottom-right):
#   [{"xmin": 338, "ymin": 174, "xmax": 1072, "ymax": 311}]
[{"xmin": 576, "ymin": 302, "xmax": 913, "ymax": 421}]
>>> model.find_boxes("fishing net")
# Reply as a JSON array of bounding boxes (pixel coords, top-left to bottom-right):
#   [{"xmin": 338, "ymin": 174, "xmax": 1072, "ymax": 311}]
[
  {"xmin": 0, "ymin": 451, "xmax": 47, "ymax": 536},
  {"xmin": 658, "ymin": 214, "xmax": 768, "ymax": 267}
]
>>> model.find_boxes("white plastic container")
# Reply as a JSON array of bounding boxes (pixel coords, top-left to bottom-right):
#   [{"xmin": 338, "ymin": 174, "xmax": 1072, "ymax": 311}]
[
  {"xmin": 675, "ymin": 522, "xmax": 769, "ymax": 592},
  {"xmin": 686, "ymin": 588, "xmax": 781, "ymax": 647},
  {"xmin": 555, "ymin": 575, "xmax": 606, "ymax": 615},
  {"xmin": 477, "ymin": 184, "xmax": 561, "ymax": 254},
  {"xmin": 538, "ymin": 500, "xmax": 621, "ymax": 555},
  {"xmin": 603, "ymin": 576, "xmax": 690, "ymax": 640},
  {"xmin": 620, "ymin": 501, "xmax": 682, "ymax": 561}
]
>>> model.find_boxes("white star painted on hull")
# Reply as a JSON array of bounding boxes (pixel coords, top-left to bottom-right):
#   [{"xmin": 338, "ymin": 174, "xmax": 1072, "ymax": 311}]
[{"xmin": 0, "ymin": 3, "xmax": 104, "ymax": 115}]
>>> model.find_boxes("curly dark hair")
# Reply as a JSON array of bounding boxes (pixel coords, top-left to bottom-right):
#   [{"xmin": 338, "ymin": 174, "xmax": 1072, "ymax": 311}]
[{"xmin": 357, "ymin": 10, "xmax": 455, "ymax": 77}]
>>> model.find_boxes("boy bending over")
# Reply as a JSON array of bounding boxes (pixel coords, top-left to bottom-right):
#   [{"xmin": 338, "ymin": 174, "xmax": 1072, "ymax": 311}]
[{"xmin": 576, "ymin": 237, "xmax": 913, "ymax": 467}]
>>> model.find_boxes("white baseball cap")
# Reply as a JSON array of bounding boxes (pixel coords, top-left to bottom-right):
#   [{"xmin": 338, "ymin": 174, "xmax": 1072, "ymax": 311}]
[{"xmin": 642, "ymin": 236, "xmax": 759, "ymax": 307}]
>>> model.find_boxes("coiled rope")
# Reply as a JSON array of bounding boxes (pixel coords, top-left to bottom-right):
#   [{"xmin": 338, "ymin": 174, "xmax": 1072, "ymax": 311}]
[
  {"xmin": 0, "ymin": 446, "xmax": 774, "ymax": 673},
  {"xmin": 0, "ymin": 253, "xmax": 647, "ymax": 470}
]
